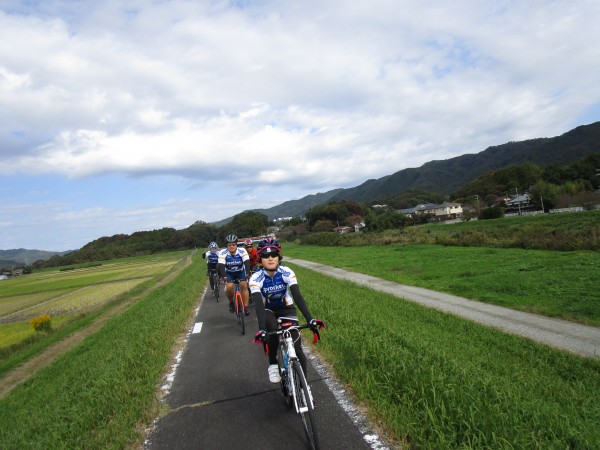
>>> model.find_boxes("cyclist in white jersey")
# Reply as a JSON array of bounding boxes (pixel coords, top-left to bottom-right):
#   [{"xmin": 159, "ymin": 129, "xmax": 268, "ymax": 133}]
[
  {"xmin": 249, "ymin": 237, "xmax": 325, "ymax": 383},
  {"xmin": 218, "ymin": 234, "xmax": 251, "ymax": 314}
]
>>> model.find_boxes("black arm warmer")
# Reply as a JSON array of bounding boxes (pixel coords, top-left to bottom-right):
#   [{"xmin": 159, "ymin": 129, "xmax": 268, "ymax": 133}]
[
  {"xmin": 218, "ymin": 263, "xmax": 225, "ymax": 279},
  {"xmin": 290, "ymin": 284, "xmax": 313, "ymax": 323},
  {"xmin": 252, "ymin": 292, "xmax": 267, "ymax": 330}
]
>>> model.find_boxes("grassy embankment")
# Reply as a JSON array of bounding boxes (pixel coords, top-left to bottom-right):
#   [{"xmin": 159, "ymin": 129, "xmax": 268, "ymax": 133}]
[
  {"xmin": 291, "ymin": 263, "xmax": 600, "ymax": 448},
  {"xmin": 305, "ymin": 209, "xmax": 600, "ymax": 252},
  {"xmin": 279, "ymin": 212, "xmax": 600, "ymax": 447},
  {"xmin": 0, "ymin": 252, "xmax": 203, "ymax": 448},
  {"xmin": 289, "ymin": 210, "xmax": 600, "ymax": 326}
]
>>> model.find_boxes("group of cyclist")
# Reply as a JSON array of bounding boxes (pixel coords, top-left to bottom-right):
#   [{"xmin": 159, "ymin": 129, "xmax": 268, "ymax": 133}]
[{"xmin": 202, "ymin": 234, "xmax": 325, "ymax": 383}]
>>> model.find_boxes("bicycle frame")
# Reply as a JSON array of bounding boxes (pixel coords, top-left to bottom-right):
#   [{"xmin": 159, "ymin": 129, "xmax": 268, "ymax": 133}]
[
  {"xmin": 281, "ymin": 329, "xmax": 313, "ymax": 413},
  {"xmin": 271, "ymin": 320, "xmax": 319, "ymax": 449},
  {"xmin": 210, "ymin": 270, "xmax": 220, "ymax": 301},
  {"xmin": 233, "ymin": 279, "xmax": 245, "ymax": 335},
  {"xmin": 272, "ymin": 322, "xmax": 315, "ymax": 412}
]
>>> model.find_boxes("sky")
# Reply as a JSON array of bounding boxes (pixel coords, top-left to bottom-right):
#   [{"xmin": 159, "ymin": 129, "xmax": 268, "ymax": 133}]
[{"xmin": 1, "ymin": 0, "xmax": 600, "ymax": 252}]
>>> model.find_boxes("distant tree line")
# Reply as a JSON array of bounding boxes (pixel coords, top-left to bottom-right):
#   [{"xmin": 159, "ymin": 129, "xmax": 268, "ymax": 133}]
[
  {"xmin": 34, "ymin": 211, "xmax": 270, "ymax": 269},
  {"xmin": 29, "ymin": 153, "xmax": 600, "ymax": 269}
]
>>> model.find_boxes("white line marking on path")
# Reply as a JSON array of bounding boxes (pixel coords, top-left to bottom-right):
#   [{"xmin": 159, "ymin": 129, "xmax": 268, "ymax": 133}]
[
  {"xmin": 192, "ymin": 322, "xmax": 203, "ymax": 334},
  {"xmin": 304, "ymin": 346, "xmax": 390, "ymax": 450}
]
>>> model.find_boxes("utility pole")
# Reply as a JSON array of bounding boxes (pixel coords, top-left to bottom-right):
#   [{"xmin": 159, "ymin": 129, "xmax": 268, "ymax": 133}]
[
  {"xmin": 474, "ymin": 195, "xmax": 481, "ymax": 218},
  {"xmin": 515, "ymin": 188, "xmax": 522, "ymax": 215}
]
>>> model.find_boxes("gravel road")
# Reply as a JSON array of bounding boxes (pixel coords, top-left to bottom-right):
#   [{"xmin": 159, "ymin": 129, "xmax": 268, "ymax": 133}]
[{"xmin": 286, "ymin": 257, "xmax": 600, "ymax": 359}]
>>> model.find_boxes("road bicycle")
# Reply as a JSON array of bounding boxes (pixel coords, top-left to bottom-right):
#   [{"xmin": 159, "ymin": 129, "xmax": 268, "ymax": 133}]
[
  {"xmin": 210, "ymin": 270, "xmax": 220, "ymax": 301},
  {"xmin": 269, "ymin": 319, "xmax": 320, "ymax": 450},
  {"xmin": 232, "ymin": 279, "xmax": 246, "ymax": 335}
]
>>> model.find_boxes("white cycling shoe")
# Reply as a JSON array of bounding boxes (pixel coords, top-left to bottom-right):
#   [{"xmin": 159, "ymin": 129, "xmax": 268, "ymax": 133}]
[{"xmin": 268, "ymin": 364, "xmax": 281, "ymax": 383}]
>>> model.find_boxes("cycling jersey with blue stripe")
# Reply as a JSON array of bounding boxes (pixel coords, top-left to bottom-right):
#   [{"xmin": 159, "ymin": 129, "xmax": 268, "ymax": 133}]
[
  {"xmin": 249, "ymin": 265, "xmax": 297, "ymax": 309},
  {"xmin": 218, "ymin": 248, "xmax": 249, "ymax": 273},
  {"xmin": 204, "ymin": 250, "xmax": 219, "ymax": 269}
]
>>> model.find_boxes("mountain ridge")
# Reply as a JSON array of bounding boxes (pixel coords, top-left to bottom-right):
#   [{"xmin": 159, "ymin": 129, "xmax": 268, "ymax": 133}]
[
  {"xmin": 0, "ymin": 248, "xmax": 70, "ymax": 268},
  {"xmin": 244, "ymin": 121, "xmax": 600, "ymax": 218}
]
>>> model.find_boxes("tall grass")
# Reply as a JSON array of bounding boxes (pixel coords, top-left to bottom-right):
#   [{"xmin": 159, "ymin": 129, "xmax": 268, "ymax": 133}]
[
  {"xmin": 291, "ymin": 263, "xmax": 600, "ymax": 449},
  {"xmin": 0, "ymin": 254, "xmax": 203, "ymax": 449}
]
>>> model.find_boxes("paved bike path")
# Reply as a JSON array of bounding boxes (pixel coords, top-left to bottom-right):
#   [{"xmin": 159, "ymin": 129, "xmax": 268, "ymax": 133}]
[
  {"xmin": 144, "ymin": 287, "xmax": 380, "ymax": 450},
  {"xmin": 286, "ymin": 257, "xmax": 600, "ymax": 359}
]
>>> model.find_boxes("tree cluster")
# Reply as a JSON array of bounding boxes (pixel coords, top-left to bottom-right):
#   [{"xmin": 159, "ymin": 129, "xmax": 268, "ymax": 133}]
[
  {"xmin": 453, "ymin": 153, "xmax": 600, "ymax": 212},
  {"xmin": 35, "ymin": 212, "xmax": 269, "ymax": 269}
]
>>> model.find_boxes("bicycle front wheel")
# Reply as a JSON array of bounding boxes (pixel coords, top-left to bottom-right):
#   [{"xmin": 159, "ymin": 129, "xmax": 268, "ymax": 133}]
[{"xmin": 291, "ymin": 360, "xmax": 319, "ymax": 450}]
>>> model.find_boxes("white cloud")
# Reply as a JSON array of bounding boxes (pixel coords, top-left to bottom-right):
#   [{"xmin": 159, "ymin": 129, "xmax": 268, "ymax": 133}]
[{"xmin": 1, "ymin": 0, "xmax": 600, "ymax": 250}]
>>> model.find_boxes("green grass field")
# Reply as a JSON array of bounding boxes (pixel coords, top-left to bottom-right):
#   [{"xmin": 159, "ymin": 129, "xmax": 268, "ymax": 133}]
[
  {"xmin": 1, "ymin": 239, "xmax": 599, "ymax": 449},
  {"xmin": 0, "ymin": 251, "xmax": 190, "ymax": 376},
  {"xmin": 0, "ymin": 252, "xmax": 187, "ymax": 324},
  {"xmin": 284, "ymin": 243, "xmax": 600, "ymax": 326}
]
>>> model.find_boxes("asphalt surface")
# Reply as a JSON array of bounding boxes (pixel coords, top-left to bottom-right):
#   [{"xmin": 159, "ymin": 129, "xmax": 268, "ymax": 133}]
[
  {"xmin": 145, "ymin": 259, "xmax": 600, "ymax": 449},
  {"xmin": 286, "ymin": 258, "xmax": 600, "ymax": 359},
  {"xmin": 144, "ymin": 283, "xmax": 383, "ymax": 450}
]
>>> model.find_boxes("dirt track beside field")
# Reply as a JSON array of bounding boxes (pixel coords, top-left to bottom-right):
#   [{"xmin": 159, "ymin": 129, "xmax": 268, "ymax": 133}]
[{"xmin": 0, "ymin": 256, "xmax": 192, "ymax": 400}]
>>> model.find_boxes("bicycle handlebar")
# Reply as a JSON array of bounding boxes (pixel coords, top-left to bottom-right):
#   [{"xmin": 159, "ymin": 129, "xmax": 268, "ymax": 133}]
[
  {"xmin": 266, "ymin": 323, "xmax": 311, "ymax": 337},
  {"xmin": 267, "ymin": 323, "xmax": 321, "ymax": 344}
]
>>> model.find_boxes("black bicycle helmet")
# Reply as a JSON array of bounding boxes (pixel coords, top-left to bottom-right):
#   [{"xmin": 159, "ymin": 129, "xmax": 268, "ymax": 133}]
[
  {"xmin": 257, "ymin": 237, "xmax": 282, "ymax": 256},
  {"xmin": 225, "ymin": 234, "xmax": 238, "ymax": 244}
]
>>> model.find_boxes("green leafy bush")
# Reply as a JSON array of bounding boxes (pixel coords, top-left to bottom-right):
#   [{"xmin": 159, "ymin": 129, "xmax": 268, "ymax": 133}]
[{"xmin": 299, "ymin": 232, "xmax": 343, "ymax": 246}]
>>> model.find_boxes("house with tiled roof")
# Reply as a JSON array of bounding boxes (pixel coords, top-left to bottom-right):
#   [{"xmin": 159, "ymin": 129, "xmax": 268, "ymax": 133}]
[{"xmin": 398, "ymin": 202, "xmax": 463, "ymax": 221}]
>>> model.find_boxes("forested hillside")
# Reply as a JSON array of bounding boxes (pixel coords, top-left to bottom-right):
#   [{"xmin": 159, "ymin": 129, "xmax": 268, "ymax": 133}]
[
  {"xmin": 328, "ymin": 121, "xmax": 600, "ymax": 202},
  {"xmin": 211, "ymin": 189, "xmax": 343, "ymax": 226},
  {"xmin": 205, "ymin": 122, "xmax": 600, "ymax": 223}
]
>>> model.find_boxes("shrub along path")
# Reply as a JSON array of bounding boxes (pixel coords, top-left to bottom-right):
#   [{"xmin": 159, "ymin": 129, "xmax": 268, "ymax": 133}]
[{"xmin": 286, "ymin": 257, "xmax": 600, "ymax": 359}]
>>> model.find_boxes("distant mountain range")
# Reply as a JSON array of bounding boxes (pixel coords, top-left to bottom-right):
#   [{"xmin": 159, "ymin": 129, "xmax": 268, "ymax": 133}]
[
  {"xmin": 237, "ymin": 121, "xmax": 600, "ymax": 220},
  {"xmin": 4, "ymin": 121, "xmax": 600, "ymax": 262},
  {"xmin": 211, "ymin": 189, "xmax": 344, "ymax": 226},
  {"xmin": 0, "ymin": 249, "xmax": 69, "ymax": 268}
]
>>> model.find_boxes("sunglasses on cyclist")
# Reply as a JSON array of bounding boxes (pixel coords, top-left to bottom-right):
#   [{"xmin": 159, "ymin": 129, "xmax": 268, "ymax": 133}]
[{"xmin": 260, "ymin": 251, "xmax": 280, "ymax": 259}]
